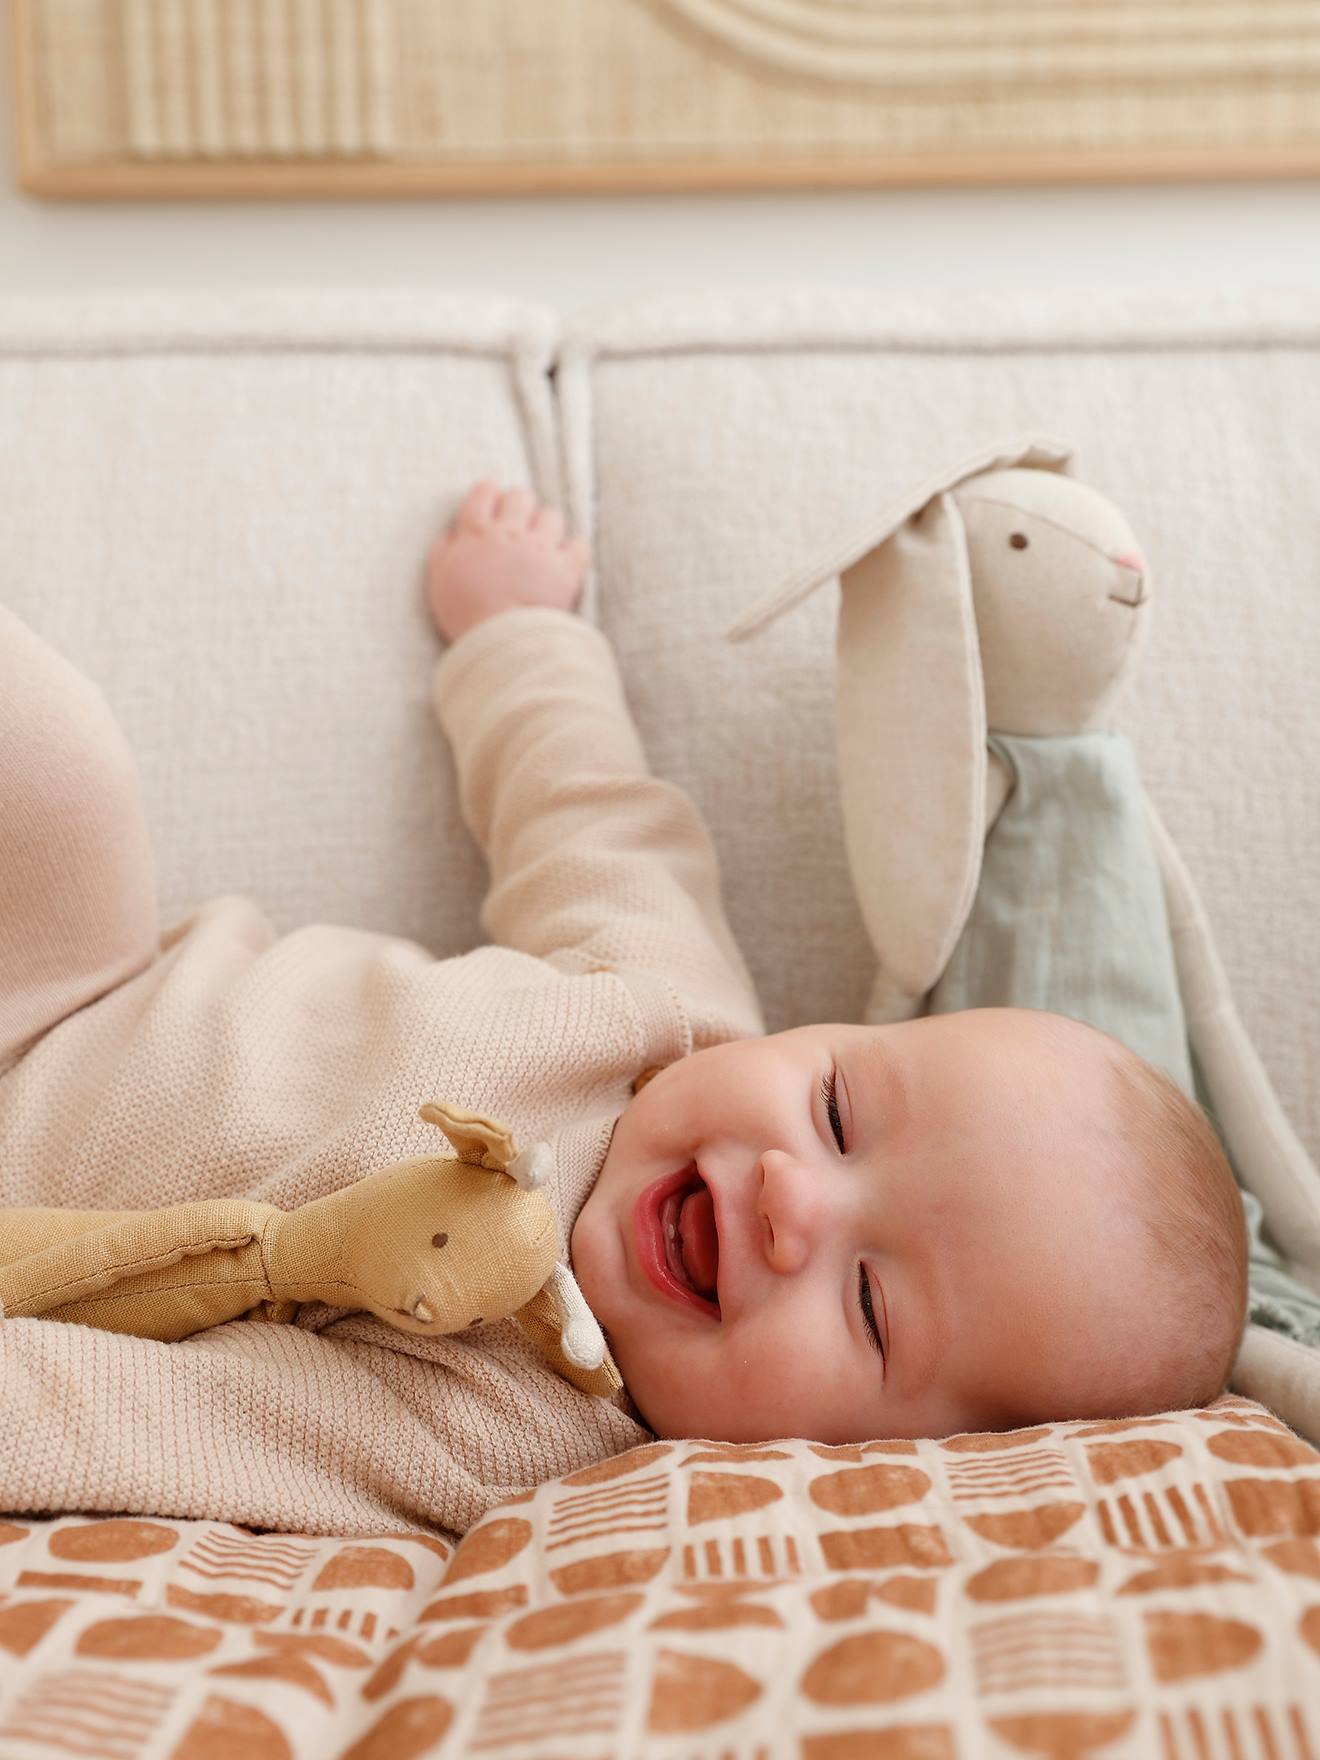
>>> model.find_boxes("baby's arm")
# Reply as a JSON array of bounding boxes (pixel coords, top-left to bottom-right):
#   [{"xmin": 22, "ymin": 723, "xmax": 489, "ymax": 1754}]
[{"xmin": 426, "ymin": 484, "xmax": 764, "ymax": 1047}]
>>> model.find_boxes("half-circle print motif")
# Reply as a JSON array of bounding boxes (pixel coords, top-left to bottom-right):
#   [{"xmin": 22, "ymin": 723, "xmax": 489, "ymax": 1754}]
[{"xmin": 649, "ymin": 0, "xmax": 1304, "ymax": 89}]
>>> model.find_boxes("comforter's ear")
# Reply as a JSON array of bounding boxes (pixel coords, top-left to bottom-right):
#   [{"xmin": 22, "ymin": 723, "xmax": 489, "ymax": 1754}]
[
  {"xmin": 515, "ymin": 1274, "xmax": 625, "ymax": 1401},
  {"xmin": 417, "ymin": 1100, "xmax": 517, "ymax": 1169}
]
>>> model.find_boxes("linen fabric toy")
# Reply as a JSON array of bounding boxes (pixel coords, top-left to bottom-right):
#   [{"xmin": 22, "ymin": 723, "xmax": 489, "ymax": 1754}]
[
  {"xmin": 729, "ymin": 437, "xmax": 1147, "ymax": 1023},
  {"xmin": 0, "ymin": 1099, "xmax": 622, "ymax": 1400},
  {"xmin": 726, "ymin": 436, "xmax": 1320, "ymax": 1446}
]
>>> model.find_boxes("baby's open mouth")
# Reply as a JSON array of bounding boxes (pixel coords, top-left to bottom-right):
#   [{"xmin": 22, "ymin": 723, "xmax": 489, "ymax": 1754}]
[
  {"xmin": 661, "ymin": 1169, "xmax": 720, "ymax": 1301},
  {"xmin": 633, "ymin": 1164, "xmax": 722, "ymax": 1320}
]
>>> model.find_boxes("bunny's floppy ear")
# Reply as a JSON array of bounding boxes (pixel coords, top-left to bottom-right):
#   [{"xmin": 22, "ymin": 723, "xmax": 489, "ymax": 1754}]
[
  {"xmin": 725, "ymin": 436, "xmax": 1074, "ymax": 1009},
  {"xmin": 724, "ymin": 436, "xmax": 1075, "ymax": 644}
]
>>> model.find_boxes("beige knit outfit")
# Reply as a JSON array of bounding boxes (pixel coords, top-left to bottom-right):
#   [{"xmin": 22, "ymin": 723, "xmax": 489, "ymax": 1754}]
[{"xmin": 0, "ymin": 602, "xmax": 764, "ymax": 1541}]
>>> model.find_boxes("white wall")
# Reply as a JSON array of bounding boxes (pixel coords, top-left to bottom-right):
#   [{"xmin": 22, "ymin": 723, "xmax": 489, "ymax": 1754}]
[{"xmin": 3, "ymin": 15, "xmax": 1320, "ymax": 310}]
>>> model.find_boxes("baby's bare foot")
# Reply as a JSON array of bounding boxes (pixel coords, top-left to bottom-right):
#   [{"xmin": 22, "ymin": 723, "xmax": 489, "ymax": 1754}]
[{"xmin": 427, "ymin": 482, "xmax": 590, "ymax": 644}]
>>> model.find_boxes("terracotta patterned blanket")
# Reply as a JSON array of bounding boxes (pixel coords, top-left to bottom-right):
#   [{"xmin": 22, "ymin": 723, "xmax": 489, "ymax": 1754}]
[{"xmin": 1, "ymin": 1393, "xmax": 1318, "ymax": 1758}]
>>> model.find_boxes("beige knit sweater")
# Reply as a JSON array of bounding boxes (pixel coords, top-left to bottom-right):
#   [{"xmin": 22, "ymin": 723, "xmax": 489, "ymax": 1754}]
[{"xmin": 0, "ymin": 608, "xmax": 765, "ymax": 1542}]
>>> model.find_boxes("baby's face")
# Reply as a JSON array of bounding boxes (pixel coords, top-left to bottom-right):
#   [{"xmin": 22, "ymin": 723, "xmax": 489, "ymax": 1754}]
[{"xmin": 570, "ymin": 1008, "xmax": 1158, "ymax": 1442}]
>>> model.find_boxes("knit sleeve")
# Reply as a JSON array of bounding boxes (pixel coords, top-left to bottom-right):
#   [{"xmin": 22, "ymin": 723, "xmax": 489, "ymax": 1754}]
[
  {"xmin": 0, "ymin": 1311, "xmax": 650, "ymax": 1541},
  {"xmin": 432, "ymin": 609, "xmax": 764, "ymax": 1046}
]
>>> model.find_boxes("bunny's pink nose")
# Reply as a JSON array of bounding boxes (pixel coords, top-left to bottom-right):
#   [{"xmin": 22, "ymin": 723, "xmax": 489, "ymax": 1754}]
[{"xmin": 1113, "ymin": 551, "xmax": 1146, "ymax": 573}]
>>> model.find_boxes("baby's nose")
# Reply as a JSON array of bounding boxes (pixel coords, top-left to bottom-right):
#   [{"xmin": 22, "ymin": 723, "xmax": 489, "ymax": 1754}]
[{"xmin": 756, "ymin": 1152, "xmax": 821, "ymax": 1277}]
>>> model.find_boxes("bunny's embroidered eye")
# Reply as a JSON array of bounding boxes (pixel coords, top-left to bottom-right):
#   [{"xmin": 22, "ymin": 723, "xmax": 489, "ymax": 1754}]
[{"xmin": 1009, "ymin": 532, "xmax": 1029, "ymax": 549}]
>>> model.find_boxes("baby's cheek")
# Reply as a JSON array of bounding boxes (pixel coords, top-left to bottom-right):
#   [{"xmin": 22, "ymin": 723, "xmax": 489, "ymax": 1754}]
[
  {"xmin": 614, "ymin": 1337, "xmax": 706, "ymax": 1438},
  {"xmin": 634, "ymin": 1337, "xmax": 844, "ymax": 1443}
]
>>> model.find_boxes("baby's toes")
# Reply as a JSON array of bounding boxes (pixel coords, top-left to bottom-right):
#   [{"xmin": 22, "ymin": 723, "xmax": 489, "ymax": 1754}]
[{"xmin": 496, "ymin": 487, "xmax": 536, "ymax": 529}]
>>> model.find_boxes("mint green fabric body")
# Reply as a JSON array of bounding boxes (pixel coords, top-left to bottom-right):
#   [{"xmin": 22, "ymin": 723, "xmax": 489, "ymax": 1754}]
[{"xmin": 925, "ymin": 730, "xmax": 1320, "ymax": 1349}]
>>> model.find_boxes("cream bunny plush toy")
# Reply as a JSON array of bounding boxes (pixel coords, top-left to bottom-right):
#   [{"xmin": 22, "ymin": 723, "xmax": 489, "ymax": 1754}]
[
  {"xmin": 730, "ymin": 437, "xmax": 1152, "ymax": 1026},
  {"xmin": 0, "ymin": 1099, "xmax": 622, "ymax": 1400},
  {"xmin": 727, "ymin": 435, "xmax": 1320, "ymax": 1446}
]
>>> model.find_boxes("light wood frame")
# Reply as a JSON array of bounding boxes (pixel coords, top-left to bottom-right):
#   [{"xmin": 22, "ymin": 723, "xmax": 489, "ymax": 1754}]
[{"xmin": 10, "ymin": 0, "xmax": 1320, "ymax": 200}]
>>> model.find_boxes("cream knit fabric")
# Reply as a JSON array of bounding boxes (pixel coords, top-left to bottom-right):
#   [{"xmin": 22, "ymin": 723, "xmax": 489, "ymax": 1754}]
[{"xmin": 0, "ymin": 606, "xmax": 765, "ymax": 1541}]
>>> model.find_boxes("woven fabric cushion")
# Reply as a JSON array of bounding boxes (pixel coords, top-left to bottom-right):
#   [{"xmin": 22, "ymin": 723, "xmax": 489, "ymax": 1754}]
[
  {"xmin": 558, "ymin": 287, "xmax": 1320, "ymax": 1167},
  {"xmin": 0, "ymin": 288, "xmax": 560, "ymax": 964},
  {"xmin": 0, "ymin": 1394, "xmax": 1316, "ymax": 1753}
]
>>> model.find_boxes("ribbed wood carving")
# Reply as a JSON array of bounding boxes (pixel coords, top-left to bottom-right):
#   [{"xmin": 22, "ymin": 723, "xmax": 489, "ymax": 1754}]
[{"xmin": 12, "ymin": 0, "xmax": 1320, "ymax": 193}]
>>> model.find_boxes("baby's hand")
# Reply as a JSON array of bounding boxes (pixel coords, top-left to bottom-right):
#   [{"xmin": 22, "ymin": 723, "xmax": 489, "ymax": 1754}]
[{"xmin": 426, "ymin": 482, "xmax": 591, "ymax": 644}]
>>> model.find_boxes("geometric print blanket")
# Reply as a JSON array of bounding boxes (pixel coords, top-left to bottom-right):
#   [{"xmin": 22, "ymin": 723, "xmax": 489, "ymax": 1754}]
[{"xmin": 1, "ymin": 1393, "xmax": 1317, "ymax": 1758}]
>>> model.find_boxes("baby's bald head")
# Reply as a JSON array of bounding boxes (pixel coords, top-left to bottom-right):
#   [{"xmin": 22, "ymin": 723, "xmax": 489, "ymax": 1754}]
[{"xmin": 1073, "ymin": 1022, "xmax": 1249, "ymax": 1413}]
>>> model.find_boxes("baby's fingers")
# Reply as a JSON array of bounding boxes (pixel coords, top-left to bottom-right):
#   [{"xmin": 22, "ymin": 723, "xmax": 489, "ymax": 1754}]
[
  {"xmin": 562, "ymin": 535, "xmax": 591, "ymax": 569},
  {"xmin": 454, "ymin": 481, "xmax": 500, "ymax": 533},
  {"xmin": 497, "ymin": 487, "xmax": 537, "ymax": 528},
  {"xmin": 531, "ymin": 505, "xmax": 565, "ymax": 543}
]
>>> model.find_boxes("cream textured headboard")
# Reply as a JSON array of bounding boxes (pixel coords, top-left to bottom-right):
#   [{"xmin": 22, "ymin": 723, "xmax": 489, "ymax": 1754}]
[{"xmin": 1, "ymin": 285, "xmax": 1316, "ymax": 1167}]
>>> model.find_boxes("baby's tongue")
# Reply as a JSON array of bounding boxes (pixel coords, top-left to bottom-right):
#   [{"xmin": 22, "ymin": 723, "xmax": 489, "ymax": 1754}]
[{"xmin": 679, "ymin": 1185, "xmax": 719, "ymax": 1297}]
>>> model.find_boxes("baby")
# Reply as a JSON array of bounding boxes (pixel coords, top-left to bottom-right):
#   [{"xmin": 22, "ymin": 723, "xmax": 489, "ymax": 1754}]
[
  {"xmin": 0, "ymin": 480, "xmax": 1248, "ymax": 1542},
  {"xmin": 433, "ymin": 484, "xmax": 1250, "ymax": 1446}
]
